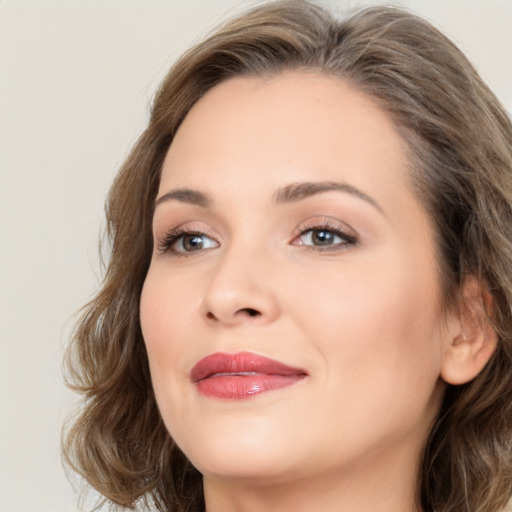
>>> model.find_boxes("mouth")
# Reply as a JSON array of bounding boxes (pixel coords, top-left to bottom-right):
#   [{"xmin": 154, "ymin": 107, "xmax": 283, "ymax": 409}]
[{"xmin": 190, "ymin": 351, "xmax": 308, "ymax": 400}]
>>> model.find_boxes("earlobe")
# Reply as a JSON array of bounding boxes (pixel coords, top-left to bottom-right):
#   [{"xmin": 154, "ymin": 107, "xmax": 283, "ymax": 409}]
[{"xmin": 440, "ymin": 276, "xmax": 498, "ymax": 386}]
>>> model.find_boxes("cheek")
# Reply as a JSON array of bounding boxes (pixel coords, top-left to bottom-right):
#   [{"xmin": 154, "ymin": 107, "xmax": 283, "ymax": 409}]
[
  {"xmin": 140, "ymin": 267, "xmax": 200, "ymax": 352},
  {"xmin": 285, "ymin": 249, "xmax": 445, "ymax": 406},
  {"xmin": 139, "ymin": 268, "xmax": 201, "ymax": 417}
]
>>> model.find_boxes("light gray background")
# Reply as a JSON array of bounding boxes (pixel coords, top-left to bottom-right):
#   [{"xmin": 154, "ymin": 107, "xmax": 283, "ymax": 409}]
[{"xmin": 1, "ymin": 1, "xmax": 511, "ymax": 511}]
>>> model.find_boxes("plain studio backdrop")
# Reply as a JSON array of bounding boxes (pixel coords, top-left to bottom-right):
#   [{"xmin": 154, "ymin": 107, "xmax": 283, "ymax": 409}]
[{"xmin": 1, "ymin": 1, "xmax": 511, "ymax": 511}]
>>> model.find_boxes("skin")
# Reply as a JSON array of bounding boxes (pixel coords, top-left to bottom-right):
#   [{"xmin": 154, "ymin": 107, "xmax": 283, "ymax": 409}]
[{"xmin": 140, "ymin": 72, "xmax": 488, "ymax": 512}]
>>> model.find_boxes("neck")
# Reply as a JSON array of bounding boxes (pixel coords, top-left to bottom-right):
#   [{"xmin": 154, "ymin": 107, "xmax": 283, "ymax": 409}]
[{"xmin": 202, "ymin": 441, "xmax": 424, "ymax": 512}]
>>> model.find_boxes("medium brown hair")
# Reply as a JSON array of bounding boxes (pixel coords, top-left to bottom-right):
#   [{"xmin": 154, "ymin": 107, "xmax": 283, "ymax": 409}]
[{"xmin": 63, "ymin": 1, "xmax": 512, "ymax": 511}]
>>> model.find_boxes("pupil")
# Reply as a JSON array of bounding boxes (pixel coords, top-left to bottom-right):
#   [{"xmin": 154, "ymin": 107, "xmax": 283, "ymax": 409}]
[
  {"xmin": 184, "ymin": 235, "xmax": 203, "ymax": 251},
  {"xmin": 313, "ymin": 230, "xmax": 333, "ymax": 245}
]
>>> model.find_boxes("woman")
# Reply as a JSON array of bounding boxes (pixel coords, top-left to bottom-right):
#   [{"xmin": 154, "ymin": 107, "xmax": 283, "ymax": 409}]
[{"xmin": 63, "ymin": 1, "xmax": 512, "ymax": 511}]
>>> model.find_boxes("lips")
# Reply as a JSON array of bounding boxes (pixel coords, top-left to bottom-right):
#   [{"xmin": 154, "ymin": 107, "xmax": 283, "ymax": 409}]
[{"xmin": 190, "ymin": 351, "xmax": 307, "ymax": 399}]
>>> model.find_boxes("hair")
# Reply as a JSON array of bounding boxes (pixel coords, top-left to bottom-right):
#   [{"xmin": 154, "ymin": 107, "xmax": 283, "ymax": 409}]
[{"xmin": 63, "ymin": 1, "xmax": 512, "ymax": 511}]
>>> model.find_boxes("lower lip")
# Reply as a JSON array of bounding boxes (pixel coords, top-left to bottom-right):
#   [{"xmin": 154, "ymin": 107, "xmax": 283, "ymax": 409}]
[{"xmin": 195, "ymin": 374, "xmax": 305, "ymax": 399}]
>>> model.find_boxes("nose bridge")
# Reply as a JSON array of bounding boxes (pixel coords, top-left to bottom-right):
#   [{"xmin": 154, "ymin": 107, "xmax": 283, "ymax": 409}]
[{"xmin": 200, "ymin": 236, "xmax": 280, "ymax": 325}]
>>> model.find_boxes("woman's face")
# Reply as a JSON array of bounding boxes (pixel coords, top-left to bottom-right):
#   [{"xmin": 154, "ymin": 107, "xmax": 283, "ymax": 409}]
[{"xmin": 140, "ymin": 72, "xmax": 455, "ymax": 487}]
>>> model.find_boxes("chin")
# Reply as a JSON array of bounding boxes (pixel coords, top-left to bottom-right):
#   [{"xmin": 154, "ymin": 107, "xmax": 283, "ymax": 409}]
[
  {"xmin": 173, "ymin": 416, "xmax": 301, "ymax": 481},
  {"xmin": 189, "ymin": 444, "xmax": 292, "ymax": 482}
]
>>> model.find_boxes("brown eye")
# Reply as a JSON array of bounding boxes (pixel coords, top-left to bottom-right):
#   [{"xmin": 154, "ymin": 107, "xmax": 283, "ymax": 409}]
[
  {"xmin": 181, "ymin": 234, "xmax": 206, "ymax": 251},
  {"xmin": 164, "ymin": 232, "xmax": 219, "ymax": 254},
  {"xmin": 311, "ymin": 230, "xmax": 336, "ymax": 245}
]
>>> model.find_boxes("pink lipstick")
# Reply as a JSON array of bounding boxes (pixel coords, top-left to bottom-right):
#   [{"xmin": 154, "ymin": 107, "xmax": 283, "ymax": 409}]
[{"xmin": 190, "ymin": 351, "xmax": 307, "ymax": 399}]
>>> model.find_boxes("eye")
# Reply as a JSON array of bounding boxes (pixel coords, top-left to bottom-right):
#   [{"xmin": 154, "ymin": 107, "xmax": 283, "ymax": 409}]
[
  {"xmin": 159, "ymin": 230, "xmax": 219, "ymax": 255},
  {"xmin": 300, "ymin": 229, "xmax": 341, "ymax": 246},
  {"xmin": 292, "ymin": 225, "xmax": 357, "ymax": 250}
]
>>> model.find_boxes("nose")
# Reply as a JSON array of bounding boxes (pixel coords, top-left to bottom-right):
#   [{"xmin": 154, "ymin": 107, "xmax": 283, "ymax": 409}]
[{"xmin": 200, "ymin": 245, "xmax": 281, "ymax": 327}]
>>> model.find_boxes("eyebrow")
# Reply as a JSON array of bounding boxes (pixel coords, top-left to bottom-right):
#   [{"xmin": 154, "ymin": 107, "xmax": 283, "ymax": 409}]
[
  {"xmin": 273, "ymin": 181, "xmax": 384, "ymax": 214},
  {"xmin": 155, "ymin": 181, "xmax": 383, "ymax": 214},
  {"xmin": 155, "ymin": 188, "xmax": 210, "ymax": 208}
]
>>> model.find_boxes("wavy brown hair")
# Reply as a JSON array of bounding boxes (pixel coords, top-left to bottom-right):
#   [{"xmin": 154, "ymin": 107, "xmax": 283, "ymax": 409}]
[{"xmin": 63, "ymin": 1, "xmax": 512, "ymax": 511}]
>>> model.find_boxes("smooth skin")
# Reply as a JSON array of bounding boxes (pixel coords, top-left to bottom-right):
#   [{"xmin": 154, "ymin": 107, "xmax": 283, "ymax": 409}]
[{"xmin": 140, "ymin": 72, "xmax": 496, "ymax": 512}]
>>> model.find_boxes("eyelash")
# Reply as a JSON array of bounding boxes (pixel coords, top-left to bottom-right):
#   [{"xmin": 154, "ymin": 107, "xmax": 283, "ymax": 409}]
[
  {"xmin": 157, "ymin": 222, "xmax": 358, "ymax": 256},
  {"xmin": 292, "ymin": 222, "xmax": 358, "ymax": 251},
  {"xmin": 157, "ymin": 227, "xmax": 214, "ymax": 256}
]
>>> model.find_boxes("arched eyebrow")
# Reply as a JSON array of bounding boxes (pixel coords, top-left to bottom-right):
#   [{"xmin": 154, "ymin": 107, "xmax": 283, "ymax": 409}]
[
  {"xmin": 155, "ymin": 181, "xmax": 384, "ymax": 215},
  {"xmin": 155, "ymin": 188, "xmax": 210, "ymax": 208},
  {"xmin": 273, "ymin": 181, "xmax": 384, "ymax": 214}
]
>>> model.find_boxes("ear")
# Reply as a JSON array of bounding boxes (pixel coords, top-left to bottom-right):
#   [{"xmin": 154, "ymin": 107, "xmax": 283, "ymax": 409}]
[{"xmin": 440, "ymin": 276, "xmax": 498, "ymax": 385}]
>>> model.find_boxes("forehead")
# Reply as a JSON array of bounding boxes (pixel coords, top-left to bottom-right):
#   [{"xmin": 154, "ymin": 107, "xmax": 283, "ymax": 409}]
[{"xmin": 160, "ymin": 71, "xmax": 410, "ymax": 209}]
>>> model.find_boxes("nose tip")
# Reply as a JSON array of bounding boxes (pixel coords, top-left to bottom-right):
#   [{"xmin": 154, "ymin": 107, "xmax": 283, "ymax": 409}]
[{"xmin": 200, "ymin": 251, "xmax": 279, "ymax": 327}]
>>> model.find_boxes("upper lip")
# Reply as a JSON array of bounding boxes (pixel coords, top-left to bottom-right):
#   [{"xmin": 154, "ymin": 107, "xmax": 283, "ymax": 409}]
[{"xmin": 190, "ymin": 351, "xmax": 308, "ymax": 382}]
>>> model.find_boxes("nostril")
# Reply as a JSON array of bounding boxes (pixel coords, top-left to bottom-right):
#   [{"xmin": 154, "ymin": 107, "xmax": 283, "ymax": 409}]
[{"xmin": 205, "ymin": 308, "xmax": 262, "ymax": 321}]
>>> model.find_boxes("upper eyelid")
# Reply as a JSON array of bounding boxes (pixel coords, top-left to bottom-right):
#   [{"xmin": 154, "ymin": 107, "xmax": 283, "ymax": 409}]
[
  {"xmin": 154, "ymin": 216, "xmax": 359, "ymax": 251},
  {"xmin": 293, "ymin": 217, "xmax": 358, "ymax": 238},
  {"xmin": 154, "ymin": 220, "xmax": 217, "ymax": 239},
  {"xmin": 155, "ymin": 220, "xmax": 354, "ymax": 238}
]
